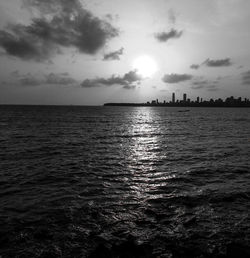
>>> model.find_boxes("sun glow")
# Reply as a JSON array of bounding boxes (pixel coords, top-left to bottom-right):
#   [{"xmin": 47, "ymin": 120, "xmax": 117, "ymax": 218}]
[{"xmin": 132, "ymin": 55, "xmax": 158, "ymax": 78}]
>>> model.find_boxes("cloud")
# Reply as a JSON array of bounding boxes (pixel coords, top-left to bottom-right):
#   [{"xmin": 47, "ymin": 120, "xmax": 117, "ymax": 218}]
[
  {"xmin": 168, "ymin": 9, "xmax": 176, "ymax": 24},
  {"xmin": 191, "ymin": 85, "xmax": 204, "ymax": 90},
  {"xmin": 16, "ymin": 72, "xmax": 77, "ymax": 86},
  {"xmin": 190, "ymin": 64, "xmax": 200, "ymax": 70},
  {"xmin": 206, "ymin": 85, "xmax": 219, "ymax": 91},
  {"xmin": 45, "ymin": 73, "xmax": 77, "ymax": 85},
  {"xmin": 0, "ymin": 26, "xmax": 57, "ymax": 61},
  {"xmin": 191, "ymin": 79, "xmax": 219, "ymax": 91},
  {"xmin": 103, "ymin": 47, "xmax": 124, "ymax": 61},
  {"xmin": 123, "ymin": 85, "xmax": 136, "ymax": 90},
  {"xmin": 11, "ymin": 70, "xmax": 21, "ymax": 77},
  {"xmin": 0, "ymin": 0, "xmax": 119, "ymax": 61},
  {"xmin": 81, "ymin": 70, "xmax": 141, "ymax": 89},
  {"xmin": 155, "ymin": 29, "xmax": 182, "ymax": 42},
  {"xmin": 123, "ymin": 70, "xmax": 142, "ymax": 84},
  {"xmin": 19, "ymin": 74, "xmax": 42, "ymax": 86},
  {"xmin": 105, "ymin": 14, "xmax": 119, "ymax": 22},
  {"xmin": 242, "ymin": 70, "xmax": 250, "ymax": 85},
  {"xmin": 81, "ymin": 77, "xmax": 124, "ymax": 88},
  {"xmin": 192, "ymin": 80, "xmax": 208, "ymax": 87},
  {"xmin": 162, "ymin": 73, "xmax": 192, "ymax": 83},
  {"xmin": 204, "ymin": 58, "xmax": 232, "ymax": 67}
]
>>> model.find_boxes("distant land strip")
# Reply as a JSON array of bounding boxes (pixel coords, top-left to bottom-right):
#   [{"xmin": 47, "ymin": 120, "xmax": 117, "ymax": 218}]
[
  {"xmin": 104, "ymin": 94, "xmax": 250, "ymax": 107},
  {"xmin": 104, "ymin": 96, "xmax": 250, "ymax": 107},
  {"xmin": 104, "ymin": 103, "xmax": 250, "ymax": 107}
]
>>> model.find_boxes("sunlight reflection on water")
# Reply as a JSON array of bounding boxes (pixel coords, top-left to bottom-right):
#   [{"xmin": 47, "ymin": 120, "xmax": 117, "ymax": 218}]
[{"xmin": 126, "ymin": 108, "xmax": 174, "ymax": 202}]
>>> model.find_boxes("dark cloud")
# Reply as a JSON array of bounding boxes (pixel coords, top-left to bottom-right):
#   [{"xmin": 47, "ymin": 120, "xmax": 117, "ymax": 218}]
[
  {"xmin": 123, "ymin": 70, "xmax": 141, "ymax": 84},
  {"xmin": 22, "ymin": 0, "xmax": 78, "ymax": 14},
  {"xmin": 242, "ymin": 70, "xmax": 250, "ymax": 85},
  {"xmin": 103, "ymin": 47, "xmax": 124, "ymax": 61},
  {"xmin": 190, "ymin": 64, "xmax": 200, "ymax": 70},
  {"xmin": 155, "ymin": 29, "xmax": 182, "ymax": 42},
  {"xmin": 81, "ymin": 70, "xmax": 141, "ymax": 89},
  {"xmin": 0, "ymin": 0, "xmax": 119, "ymax": 61},
  {"xmin": 0, "ymin": 26, "xmax": 56, "ymax": 61},
  {"xmin": 204, "ymin": 58, "xmax": 232, "ymax": 67},
  {"xmin": 162, "ymin": 73, "xmax": 192, "ymax": 83}
]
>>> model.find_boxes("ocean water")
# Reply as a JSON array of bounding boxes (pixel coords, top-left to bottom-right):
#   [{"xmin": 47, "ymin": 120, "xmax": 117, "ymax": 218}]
[{"xmin": 0, "ymin": 105, "xmax": 250, "ymax": 258}]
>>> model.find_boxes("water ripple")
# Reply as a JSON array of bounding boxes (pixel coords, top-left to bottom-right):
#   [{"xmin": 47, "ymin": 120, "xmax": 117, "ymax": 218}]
[{"xmin": 0, "ymin": 106, "xmax": 250, "ymax": 257}]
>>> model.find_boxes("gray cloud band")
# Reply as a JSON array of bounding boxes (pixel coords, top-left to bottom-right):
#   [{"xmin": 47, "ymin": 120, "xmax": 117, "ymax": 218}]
[
  {"xmin": 162, "ymin": 73, "xmax": 192, "ymax": 83},
  {"xmin": 204, "ymin": 58, "xmax": 232, "ymax": 67},
  {"xmin": 103, "ymin": 48, "xmax": 124, "ymax": 61},
  {"xmin": 155, "ymin": 29, "xmax": 182, "ymax": 42},
  {"xmin": 81, "ymin": 70, "xmax": 141, "ymax": 89}
]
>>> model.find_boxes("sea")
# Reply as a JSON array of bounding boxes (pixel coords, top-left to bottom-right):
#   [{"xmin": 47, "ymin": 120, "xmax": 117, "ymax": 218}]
[{"xmin": 0, "ymin": 105, "xmax": 250, "ymax": 258}]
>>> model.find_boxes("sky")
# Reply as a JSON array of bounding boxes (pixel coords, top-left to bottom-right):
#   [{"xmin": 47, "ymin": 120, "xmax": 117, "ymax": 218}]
[{"xmin": 0, "ymin": 0, "xmax": 250, "ymax": 105}]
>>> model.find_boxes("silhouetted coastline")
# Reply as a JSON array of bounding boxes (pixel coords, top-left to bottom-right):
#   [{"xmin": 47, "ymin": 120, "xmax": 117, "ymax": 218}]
[{"xmin": 104, "ymin": 94, "xmax": 250, "ymax": 107}]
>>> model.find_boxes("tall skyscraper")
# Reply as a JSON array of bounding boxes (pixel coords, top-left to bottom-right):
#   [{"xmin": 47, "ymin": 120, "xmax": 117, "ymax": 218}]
[
  {"xmin": 183, "ymin": 93, "xmax": 187, "ymax": 102},
  {"xmin": 172, "ymin": 92, "xmax": 175, "ymax": 103}
]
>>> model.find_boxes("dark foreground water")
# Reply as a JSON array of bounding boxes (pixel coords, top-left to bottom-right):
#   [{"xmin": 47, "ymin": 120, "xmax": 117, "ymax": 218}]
[{"xmin": 0, "ymin": 106, "xmax": 250, "ymax": 258}]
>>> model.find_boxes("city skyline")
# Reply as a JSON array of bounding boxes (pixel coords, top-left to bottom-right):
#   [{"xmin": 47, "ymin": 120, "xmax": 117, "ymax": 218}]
[
  {"xmin": 149, "ymin": 92, "xmax": 250, "ymax": 104},
  {"xmin": 105, "ymin": 92, "xmax": 250, "ymax": 107},
  {"xmin": 1, "ymin": 0, "xmax": 250, "ymax": 105}
]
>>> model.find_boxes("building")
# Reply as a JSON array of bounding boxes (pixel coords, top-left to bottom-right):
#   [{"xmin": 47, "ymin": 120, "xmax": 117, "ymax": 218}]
[
  {"xmin": 183, "ymin": 93, "xmax": 187, "ymax": 102},
  {"xmin": 172, "ymin": 92, "xmax": 175, "ymax": 103}
]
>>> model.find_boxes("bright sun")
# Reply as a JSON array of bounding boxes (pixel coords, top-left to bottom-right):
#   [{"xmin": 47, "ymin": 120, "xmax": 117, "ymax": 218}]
[{"xmin": 132, "ymin": 55, "xmax": 158, "ymax": 78}]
